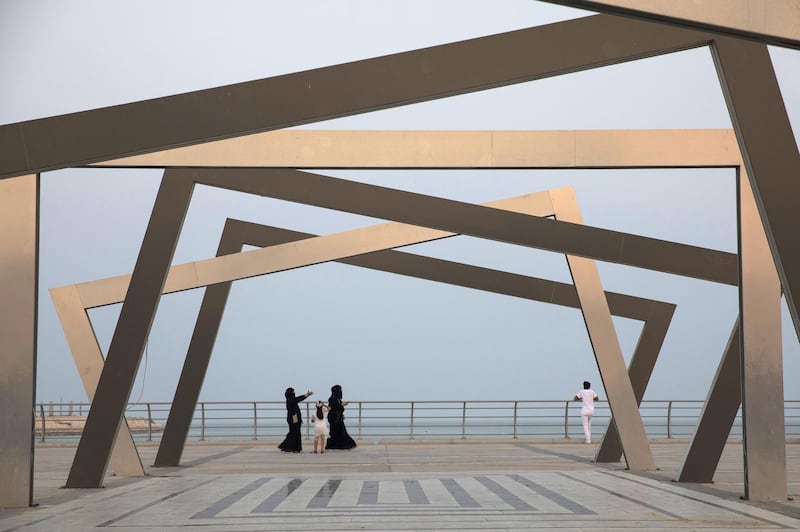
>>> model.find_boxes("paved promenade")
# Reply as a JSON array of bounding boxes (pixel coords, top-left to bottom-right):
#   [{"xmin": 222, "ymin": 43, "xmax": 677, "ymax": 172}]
[{"xmin": 3, "ymin": 440, "xmax": 800, "ymax": 530}]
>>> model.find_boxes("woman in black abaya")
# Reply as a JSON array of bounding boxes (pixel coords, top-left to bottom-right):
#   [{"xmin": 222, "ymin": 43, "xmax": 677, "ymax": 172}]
[
  {"xmin": 278, "ymin": 387, "xmax": 313, "ymax": 452},
  {"xmin": 325, "ymin": 384, "xmax": 357, "ymax": 450}
]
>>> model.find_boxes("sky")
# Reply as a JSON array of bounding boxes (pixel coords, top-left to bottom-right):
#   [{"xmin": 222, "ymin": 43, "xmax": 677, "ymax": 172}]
[{"xmin": 1, "ymin": 1, "xmax": 799, "ymax": 405}]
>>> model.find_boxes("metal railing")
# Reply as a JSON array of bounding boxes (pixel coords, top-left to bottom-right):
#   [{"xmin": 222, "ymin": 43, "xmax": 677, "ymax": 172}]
[{"xmin": 32, "ymin": 399, "xmax": 800, "ymax": 444}]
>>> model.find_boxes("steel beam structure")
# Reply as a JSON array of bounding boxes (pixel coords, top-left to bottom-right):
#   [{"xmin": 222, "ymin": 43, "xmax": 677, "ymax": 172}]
[
  {"xmin": 96, "ymin": 128, "xmax": 784, "ymax": 482},
  {"xmin": 62, "ymin": 175, "xmax": 681, "ymax": 482},
  {"xmin": 0, "ymin": 174, "xmax": 38, "ymax": 508},
  {"xmin": 0, "ymin": 1, "xmax": 795, "ymax": 502},
  {"xmin": 46, "ymin": 127, "xmax": 786, "ymax": 496},
  {"xmin": 52, "ymin": 189, "xmax": 671, "ymax": 469},
  {"xmin": 539, "ymin": 1, "xmax": 800, "ymax": 49}
]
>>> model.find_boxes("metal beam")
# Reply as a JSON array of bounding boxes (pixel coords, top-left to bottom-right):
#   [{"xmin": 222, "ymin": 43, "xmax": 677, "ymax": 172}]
[
  {"xmin": 0, "ymin": 174, "xmax": 38, "ymax": 507},
  {"xmin": 738, "ymin": 169, "xmax": 787, "ymax": 501},
  {"xmin": 93, "ymin": 129, "xmax": 741, "ymax": 169},
  {"xmin": 0, "ymin": 15, "xmax": 715, "ymax": 179},
  {"xmin": 190, "ymin": 168, "xmax": 739, "ymax": 286},
  {"xmin": 550, "ymin": 187, "xmax": 654, "ymax": 469},
  {"xmin": 65, "ymin": 174, "xmax": 194, "ymax": 488},
  {"xmin": 711, "ymin": 36, "xmax": 800, "ymax": 344},
  {"xmin": 677, "ymin": 319, "xmax": 741, "ymax": 483}
]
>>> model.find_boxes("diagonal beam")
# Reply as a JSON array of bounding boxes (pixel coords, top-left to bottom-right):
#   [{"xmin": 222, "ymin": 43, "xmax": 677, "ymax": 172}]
[
  {"xmin": 711, "ymin": 36, "xmax": 800, "ymax": 342},
  {"xmin": 65, "ymin": 174, "xmax": 195, "ymax": 488},
  {"xmin": 190, "ymin": 168, "xmax": 739, "ymax": 285},
  {"xmin": 550, "ymin": 186, "xmax": 653, "ymax": 468},
  {"xmin": 0, "ymin": 14, "xmax": 715, "ymax": 179}
]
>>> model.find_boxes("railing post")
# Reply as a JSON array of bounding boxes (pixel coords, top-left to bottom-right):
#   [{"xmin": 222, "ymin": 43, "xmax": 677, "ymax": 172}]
[
  {"xmin": 513, "ymin": 401, "xmax": 519, "ymax": 439},
  {"xmin": 253, "ymin": 402, "xmax": 258, "ymax": 441},
  {"xmin": 358, "ymin": 402, "xmax": 362, "ymax": 440},
  {"xmin": 564, "ymin": 400, "xmax": 570, "ymax": 439},
  {"xmin": 410, "ymin": 401, "xmax": 415, "ymax": 440},
  {"xmin": 39, "ymin": 403, "xmax": 46, "ymax": 443},
  {"xmin": 461, "ymin": 401, "xmax": 467, "ymax": 440},
  {"xmin": 667, "ymin": 400, "xmax": 673, "ymax": 439},
  {"xmin": 200, "ymin": 402, "xmax": 206, "ymax": 441},
  {"xmin": 146, "ymin": 403, "xmax": 153, "ymax": 442}
]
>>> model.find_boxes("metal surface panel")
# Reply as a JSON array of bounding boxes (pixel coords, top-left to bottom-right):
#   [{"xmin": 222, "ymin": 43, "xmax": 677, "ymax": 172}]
[
  {"xmin": 0, "ymin": 15, "xmax": 715, "ymax": 179},
  {"xmin": 549, "ymin": 187, "xmax": 655, "ymax": 470},
  {"xmin": 48, "ymin": 285, "xmax": 145, "ymax": 476},
  {"xmin": 738, "ymin": 172, "xmax": 787, "ymax": 501},
  {"xmin": 191, "ymin": 169, "xmax": 739, "ymax": 285},
  {"xmin": 65, "ymin": 174, "xmax": 194, "ymax": 488},
  {"xmin": 0, "ymin": 174, "xmax": 38, "ymax": 507},
  {"xmin": 540, "ymin": 1, "xmax": 800, "ymax": 49},
  {"xmin": 95, "ymin": 129, "xmax": 741, "ymax": 169},
  {"xmin": 712, "ymin": 36, "xmax": 800, "ymax": 342},
  {"xmin": 677, "ymin": 321, "xmax": 741, "ymax": 483}
]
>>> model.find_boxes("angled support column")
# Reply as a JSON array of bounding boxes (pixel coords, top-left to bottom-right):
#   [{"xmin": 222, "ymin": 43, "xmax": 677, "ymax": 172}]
[
  {"xmin": 738, "ymin": 171, "xmax": 786, "ymax": 501},
  {"xmin": 595, "ymin": 301, "xmax": 674, "ymax": 462},
  {"xmin": 549, "ymin": 187, "xmax": 655, "ymax": 470},
  {"xmin": 152, "ymin": 229, "xmax": 241, "ymax": 467},
  {"xmin": 0, "ymin": 174, "xmax": 38, "ymax": 508},
  {"xmin": 677, "ymin": 319, "xmax": 740, "ymax": 482},
  {"xmin": 65, "ymin": 172, "xmax": 194, "ymax": 488},
  {"xmin": 712, "ymin": 36, "xmax": 800, "ymax": 342}
]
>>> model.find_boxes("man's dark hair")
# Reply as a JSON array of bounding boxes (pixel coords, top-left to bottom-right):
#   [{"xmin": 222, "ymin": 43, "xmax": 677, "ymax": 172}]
[{"xmin": 583, "ymin": 381, "xmax": 591, "ymax": 389}]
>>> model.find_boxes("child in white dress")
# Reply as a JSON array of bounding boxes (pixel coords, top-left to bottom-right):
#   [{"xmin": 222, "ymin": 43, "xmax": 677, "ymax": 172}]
[{"xmin": 311, "ymin": 401, "xmax": 330, "ymax": 454}]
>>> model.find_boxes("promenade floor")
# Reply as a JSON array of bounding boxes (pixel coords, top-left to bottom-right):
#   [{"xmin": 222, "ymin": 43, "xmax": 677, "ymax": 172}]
[{"xmin": 3, "ymin": 440, "xmax": 800, "ymax": 530}]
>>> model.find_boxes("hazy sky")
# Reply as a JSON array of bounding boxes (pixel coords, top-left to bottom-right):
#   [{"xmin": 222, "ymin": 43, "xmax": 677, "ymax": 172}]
[{"xmin": 2, "ymin": 1, "xmax": 799, "ymax": 404}]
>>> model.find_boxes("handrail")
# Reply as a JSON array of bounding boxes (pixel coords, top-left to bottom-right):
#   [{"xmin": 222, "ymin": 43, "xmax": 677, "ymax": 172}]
[{"xmin": 31, "ymin": 399, "xmax": 800, "ymax": 444}]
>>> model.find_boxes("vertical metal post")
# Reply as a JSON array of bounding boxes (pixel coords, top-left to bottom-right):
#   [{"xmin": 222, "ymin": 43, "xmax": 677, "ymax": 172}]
[
  {"xmin": 737, "ymin": 171, "xmax": 787, "ymax": 501},
  {"xmin": 461, "ymin": 402, "xmax": 467, "ymax": 440},
  {"xmin": 512, "ymin": 401, "xmax": 518, "ymax": 439},
  {"xmin": 200, "ymin": 403, "xmax": 206, "ymax": 441},
  {"xmin": 667, "ymin": 401, "xmax": 672, "ymax": 439},
  {"xmin": 358, "ymin": 402, "xmax": 362, "ymax": 440},
  {"xmin": 410, "ymin": 402, "xmax": 415, "ymax": 440},
  {"xmin": 253, "ymin": 402, "xmax": 258, "ymax": 441},
  {"xmin": 146, "ymin": 403, "xmax": 152, "ymax": 442},
  {"xmin": 564, "ymin": 401, "xmax": 570, "ymax": 439},
  {"xmin": 39, "ymin": 404, "xmax": 45, "ymax": 444},
  {"xmin": 0, "ymin": 174, "xmax": 39, "ymax": 508}
]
